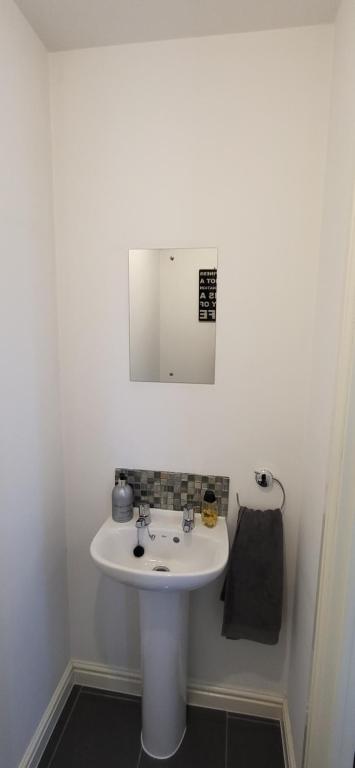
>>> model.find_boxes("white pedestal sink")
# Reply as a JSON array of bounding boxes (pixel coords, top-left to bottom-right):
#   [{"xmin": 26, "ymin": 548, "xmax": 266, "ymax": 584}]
[{"xmin": 90, "ymin": 508, "xmax": 229, "ymax": 759}]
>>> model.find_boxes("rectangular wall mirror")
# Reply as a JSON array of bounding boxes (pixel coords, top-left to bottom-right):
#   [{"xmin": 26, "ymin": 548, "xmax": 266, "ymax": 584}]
[{"xmin": 129, "ymin": 248, "xmax": 217, "ymax": 384}]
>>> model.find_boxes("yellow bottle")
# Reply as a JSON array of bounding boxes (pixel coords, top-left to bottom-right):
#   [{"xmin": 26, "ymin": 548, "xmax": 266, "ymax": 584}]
[{"xmin": 201, "ymin": 490, "xmax": 218, "ymax": 527}]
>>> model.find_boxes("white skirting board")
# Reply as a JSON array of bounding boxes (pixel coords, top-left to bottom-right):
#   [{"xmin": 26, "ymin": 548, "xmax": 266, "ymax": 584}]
[
  {"xmin": 19, "ymin": 659, "xmax": 297, "ymax": 768},
  {"xmin": 18, "ymin": 662, "xmax": 73, "ymax": 768},
  {"xmin": 281, "ymin": 698, "xmax": 298, "ymax": 768}
]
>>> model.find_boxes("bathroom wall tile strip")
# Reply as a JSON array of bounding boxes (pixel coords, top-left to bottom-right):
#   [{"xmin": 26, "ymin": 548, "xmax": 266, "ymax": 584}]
[
  {"xmin": 115, "ymin": 469, "xmax": 230, "ymax": 515},
  {"xmin": 38, "ymin": 686, "xmax": 285, "ymax": 768}
]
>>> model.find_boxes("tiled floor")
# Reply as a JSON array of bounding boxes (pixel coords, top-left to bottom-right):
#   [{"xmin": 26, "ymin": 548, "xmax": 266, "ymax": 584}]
[{"xmin": 38, "ymin": 686, "xmax": 285, "ymax": 768}]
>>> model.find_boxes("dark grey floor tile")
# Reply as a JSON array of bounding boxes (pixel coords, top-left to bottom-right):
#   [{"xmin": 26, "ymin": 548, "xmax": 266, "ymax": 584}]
[
  {"xmin": 80, "ymin": 685, "xmax": 140, "ymax": 703},
  {"xmin": 45, "ymin": 689, "xmax": 142, "ymax": 768},
  {"xmin": 39, "ymin": 686, "xmax": 81, "ymax": 768},
  {"xmin": 139, "ymin": 705, "xmax": 226, "ymax": 768},
  {"xmin": 227, "ymin": 714, "xmax": 284, "ymax": 768}
]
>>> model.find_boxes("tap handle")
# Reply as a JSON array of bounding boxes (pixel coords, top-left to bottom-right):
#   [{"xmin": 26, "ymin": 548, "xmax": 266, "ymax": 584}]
[
  {"xmin": 183, "ymin": 505, "xmax": 195, "ymax": 525},
  {"xmin": 139, "ymin": 503, "xmax": 151, "ymax": 523}
]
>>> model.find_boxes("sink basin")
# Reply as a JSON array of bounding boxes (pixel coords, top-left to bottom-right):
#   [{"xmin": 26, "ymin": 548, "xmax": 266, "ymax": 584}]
[
  {"xmin": 90, "ymin": 508, "xmax": 229, "ymax": 591},
  {"xmin": 90, "ymin": 506, "xmax": 229, "ymax": 760}
]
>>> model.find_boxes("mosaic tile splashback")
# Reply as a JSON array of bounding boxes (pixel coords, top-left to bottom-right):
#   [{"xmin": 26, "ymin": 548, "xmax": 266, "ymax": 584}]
[{"xmin": 115, "ymin": 469, "xmax": 230, "ymax": 516}]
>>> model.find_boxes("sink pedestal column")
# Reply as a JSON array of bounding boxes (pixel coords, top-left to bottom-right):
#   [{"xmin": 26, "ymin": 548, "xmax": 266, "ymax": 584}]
[{"xmin": 139, "ymin": 589, "xmax": 189, "ymax": 759}]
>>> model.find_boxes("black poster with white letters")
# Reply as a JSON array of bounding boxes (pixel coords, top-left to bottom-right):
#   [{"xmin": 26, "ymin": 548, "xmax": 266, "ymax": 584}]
[{"xmin": 199, "ymin": 269, "xmax": 217, "ymax": 322}]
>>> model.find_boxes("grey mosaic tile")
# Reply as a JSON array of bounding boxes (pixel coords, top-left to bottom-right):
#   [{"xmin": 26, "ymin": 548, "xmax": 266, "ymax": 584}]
[{"xmin": 115, "ymin": 469, "xmax": 230, "ymax": 516}]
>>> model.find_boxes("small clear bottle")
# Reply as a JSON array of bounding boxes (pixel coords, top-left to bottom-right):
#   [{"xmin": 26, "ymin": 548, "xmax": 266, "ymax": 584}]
[{"xmin": 201, "ymin": 490, "xmax": 218, "ymax": 527}]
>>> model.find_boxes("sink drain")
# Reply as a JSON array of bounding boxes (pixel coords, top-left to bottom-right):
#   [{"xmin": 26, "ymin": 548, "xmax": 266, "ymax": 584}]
[{"xmin": 153, "ymin": 565, "xmax": 170, "ymax": 572}]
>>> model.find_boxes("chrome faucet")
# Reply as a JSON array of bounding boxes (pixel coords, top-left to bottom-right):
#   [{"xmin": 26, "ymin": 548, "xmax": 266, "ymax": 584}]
[
  {"xmin": 136, "ymin": 503, "xmax": 152, "ymax": 528},
  {"xmin": 182, "ymin": 505, "xmax": 195, "ymax": 533},
  {"xmin": 136, "ymin": 504, "xmax": 155, "ymax": 540}
]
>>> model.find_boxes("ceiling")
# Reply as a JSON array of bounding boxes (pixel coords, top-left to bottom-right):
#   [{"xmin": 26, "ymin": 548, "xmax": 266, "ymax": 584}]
[{"xmin": 14, "ymin": 0, "xmax": 340, "ymax": 52}]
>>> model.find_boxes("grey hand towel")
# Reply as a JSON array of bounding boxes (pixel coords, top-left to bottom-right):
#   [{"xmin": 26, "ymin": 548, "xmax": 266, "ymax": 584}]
[{"xmin": 221, "ymin": 506, "xmax": 283, "ymax": 645}]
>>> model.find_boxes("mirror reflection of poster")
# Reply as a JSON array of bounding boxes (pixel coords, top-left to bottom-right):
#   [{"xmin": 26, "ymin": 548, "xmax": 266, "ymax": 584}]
[{"xmin": 199, "ymin": 269, "xmax": 217, "ymax": 322}]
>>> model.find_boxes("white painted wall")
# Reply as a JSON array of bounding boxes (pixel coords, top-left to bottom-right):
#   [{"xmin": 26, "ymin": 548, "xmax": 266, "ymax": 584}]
[
  {"xmin": 50, "ymin": 26, "xmax": 333, "ymax": 698},
  {"xmin": 159, "ymin": 248, "xmax": 216, "ymax": 383},
  {"xmin": 0, "ymin": 1, "xmax": 70, "ymax": 766},
  {"xmin": 287, "ymin": 0, "xmax": 355, "ymax": 763}
]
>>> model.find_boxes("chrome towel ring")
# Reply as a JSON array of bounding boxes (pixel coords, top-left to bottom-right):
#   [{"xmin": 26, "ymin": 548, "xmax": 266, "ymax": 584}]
[{"xmin": 236, "ymin": 468, "xmax": 286, "ymax": 513}]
